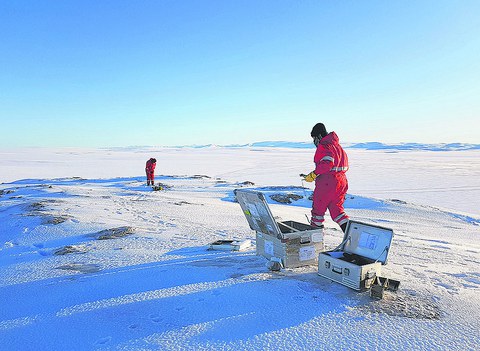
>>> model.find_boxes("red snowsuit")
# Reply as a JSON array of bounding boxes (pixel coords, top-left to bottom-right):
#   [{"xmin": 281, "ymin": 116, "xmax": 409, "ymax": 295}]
[
  {"xmin": 311, "ymin": 132, "xmax": 349, "ymax": 229},
  {"xmin": 145, "ymin": 158, "xmax": 156, "ymax": 185}
]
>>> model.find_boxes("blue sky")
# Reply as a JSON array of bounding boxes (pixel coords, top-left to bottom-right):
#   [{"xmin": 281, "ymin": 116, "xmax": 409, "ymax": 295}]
[{"xmin": 1, "ymin": 1, "xmax": 479, "ymax": 147}]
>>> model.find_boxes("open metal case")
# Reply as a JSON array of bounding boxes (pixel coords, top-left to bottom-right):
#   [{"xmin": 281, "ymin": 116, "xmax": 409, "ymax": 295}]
[
  {"xmin": 318, "ymin": 220, "xmax": 394, "ymax": 291},
  {"xmin": 235, "ymin": 189, "xmax": 324, "ymax": 268}
]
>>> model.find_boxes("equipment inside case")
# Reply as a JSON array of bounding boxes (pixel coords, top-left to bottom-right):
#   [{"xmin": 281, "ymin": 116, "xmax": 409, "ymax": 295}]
[
  {"xmin": 318, "ymin": 220, "xmax": 394, "ymax": 291},
  {"xmin": 323, "ymin": 251, "xmax": 377, "ymax": 266},
  {"xmin": 235, "ymin": 189, "xmax": 324, "ymax": 268}
]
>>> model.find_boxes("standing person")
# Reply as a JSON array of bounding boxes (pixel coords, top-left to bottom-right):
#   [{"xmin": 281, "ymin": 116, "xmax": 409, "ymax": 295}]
[
  {"xmin": 302, "ymin": 123, "xmax": 350, "ymax": 232},
  {"xmin": 145, "ymin": 158, "xmax": 157, "ymax": 186}
]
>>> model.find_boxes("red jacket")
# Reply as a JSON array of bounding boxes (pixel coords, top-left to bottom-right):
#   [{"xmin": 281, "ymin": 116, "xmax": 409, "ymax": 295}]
[
  {"xmin": 313, "ymin": 132, "xmax": 349, "ymax": 176},
  {"xmin": 145, "ymin": 159, "xmax": 156, "ymax": 173}
]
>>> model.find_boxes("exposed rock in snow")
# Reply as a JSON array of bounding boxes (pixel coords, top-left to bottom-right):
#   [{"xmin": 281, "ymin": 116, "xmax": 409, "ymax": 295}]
[
  {"xmin": 54, "ymin": 245, "xmax": 90, "ymax": 256},
  {"xmin": 270, "ymin": 193, "xmax": 304, "ymax": 204},
  {"xmin": 94, "ymin": 226, "xmax": 135, "ymax": 240}
]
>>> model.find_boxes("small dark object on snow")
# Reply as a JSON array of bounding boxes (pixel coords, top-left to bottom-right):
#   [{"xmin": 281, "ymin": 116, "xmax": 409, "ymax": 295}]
[
  {"xmin": 267, "ymin": 260, "xmax": 282, "ymax": 271},
  {"xmin": 370, "ymin": 280, "xmax": 385, "ymax": 300},
  {"xmin": 174, "ymin": 201, "xmax": 193, "ymax": 206},
  {"xmin": 370, "ymin": 276, "xmax": 400, "ymax": 300},
  {"xmin": 152, "ymin": 183, "xmax": 171, "ymax": 191}
]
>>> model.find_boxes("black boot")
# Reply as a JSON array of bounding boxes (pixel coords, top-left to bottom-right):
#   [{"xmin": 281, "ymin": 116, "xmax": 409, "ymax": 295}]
[{"xmin": 310, "ymin": 222, "xmax": 324, "ymax": 229}]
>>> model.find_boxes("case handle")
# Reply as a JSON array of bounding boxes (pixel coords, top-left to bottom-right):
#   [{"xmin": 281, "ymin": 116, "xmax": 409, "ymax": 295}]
[
  {"xmin": 300, "ymin": 236, "xmax": 311, "ymax": 244},
  {"xmin": 332, "ymin": 265, "xmax": 343, "ymax": 274}
]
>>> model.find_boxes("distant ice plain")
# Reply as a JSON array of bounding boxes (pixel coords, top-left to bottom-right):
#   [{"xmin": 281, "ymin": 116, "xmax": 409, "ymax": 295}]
[{"xmin": 1, "ymin": 146, "xmax": 479, "ymax": 217}]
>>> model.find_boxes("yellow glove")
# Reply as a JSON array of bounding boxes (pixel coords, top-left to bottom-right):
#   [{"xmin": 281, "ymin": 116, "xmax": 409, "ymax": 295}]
[{"xmin": 304, "ymin": 171, "xmax": 317, "ymax": 182}]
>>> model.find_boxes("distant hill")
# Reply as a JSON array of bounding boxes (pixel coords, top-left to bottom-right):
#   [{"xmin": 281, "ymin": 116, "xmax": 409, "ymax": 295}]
[
  {"xmin": 107, "ymin": 142, "xmax": 480, "ymax": 151},
  {"xmin": 228, "ymin": 141, "xmax": 480, "ymax": 151},
  {"xmin": 345, "ymin": 142, "xmax": 480, "ymax": 151}
]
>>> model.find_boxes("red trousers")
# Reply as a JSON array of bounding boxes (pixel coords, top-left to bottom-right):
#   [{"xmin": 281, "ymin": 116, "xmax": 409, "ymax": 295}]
[
  {"xmin": 146, "ymin": 171, "xmax": 154, "ymax": 183},
  {"xmin": 311, "ymin": 172, "xmax": 349, "ymax": 228}
]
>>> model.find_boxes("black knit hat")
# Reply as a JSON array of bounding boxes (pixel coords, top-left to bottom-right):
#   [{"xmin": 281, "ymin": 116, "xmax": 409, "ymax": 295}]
[{"xmin": 311, "ymin": 123, "xmax": 328, "ymax": 138}]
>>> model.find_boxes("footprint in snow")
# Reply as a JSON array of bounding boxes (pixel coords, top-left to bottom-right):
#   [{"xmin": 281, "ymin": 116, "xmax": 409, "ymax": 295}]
[
  {"xmin": 149, "ymin": 314, "xmax": 163, "ymax": 323},
  {"xmin": 38, "ymin": 249, "xmax": 50, "ymax": 256},
  {"xmin": 215, "ymin": 230, "xmax": 228, "ymax": 237},
  {"xmin": 159, "ymin": 222, "xmax": 176, "ymax": 227},
  {"xmin": 95, "ymin": 337, "xmax": 111, "ymax": 345},
  {"xmin": 296, "ymin": 281, "xmax": 316, "ymax": 293},
  {"xmin": 452, "ymin": 273, "xmax": 475, "ymax": 285},
  {"xmin": 433, "ymin": 278, "xmax": 458, "ymax": 293}
]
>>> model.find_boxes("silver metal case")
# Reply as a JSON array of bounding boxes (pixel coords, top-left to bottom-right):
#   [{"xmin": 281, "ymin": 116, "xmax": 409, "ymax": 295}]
[
  {"xmin": 235, "ymin": 189, "xmax": 324, "ymax": 268},
  {"xmin": 317, "ymin": 220, "xmax": 394, "ymax": 291}
]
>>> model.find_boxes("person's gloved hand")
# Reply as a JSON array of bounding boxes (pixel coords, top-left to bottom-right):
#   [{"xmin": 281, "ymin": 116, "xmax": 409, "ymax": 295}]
[{"xmin": 303, "ymin": 171, "xmax": 317, "ymax": 182}]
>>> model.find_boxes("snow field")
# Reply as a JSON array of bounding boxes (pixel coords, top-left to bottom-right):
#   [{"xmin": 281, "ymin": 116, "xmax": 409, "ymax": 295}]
[{"xmin": 0, "ymin": 147, "xmax": 479, "ymax": 350}]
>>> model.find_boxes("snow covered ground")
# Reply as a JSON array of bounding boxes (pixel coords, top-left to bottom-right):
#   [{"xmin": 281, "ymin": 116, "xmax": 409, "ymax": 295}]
[{"xmin": 0, "ymin": 146, "xmax": 479, "ymax": 350}]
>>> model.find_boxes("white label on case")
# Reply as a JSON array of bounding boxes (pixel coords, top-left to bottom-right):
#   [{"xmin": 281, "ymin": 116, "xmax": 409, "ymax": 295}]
[
  {"xmin": 299, "ymin": 245, "xmax": 316, "ymax": 261},
  {"xmin": 358, "ymin": 231, "xmax": 379, "ymax": 250},
  {"xmin": 311, "ymin": 233, "xmax": 323, "ymax": 243},
  {"xmin": 264, "ymin": 240, "xmax": 274, "ymax": 256}
]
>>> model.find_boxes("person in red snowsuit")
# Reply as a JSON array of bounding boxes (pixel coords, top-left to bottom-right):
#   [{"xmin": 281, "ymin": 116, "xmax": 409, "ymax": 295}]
[
  {"xmin": 303, "ymin": 123, "xmax": 349, "ymax": 232},
  {"xmin": 145, "ymin": 158, "xmax": 157, "ymax": 186}
]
